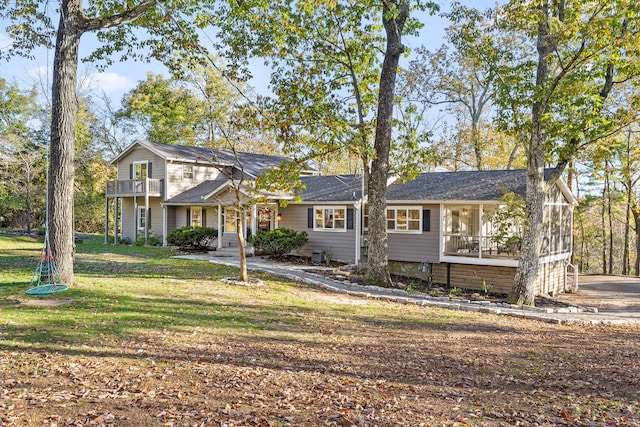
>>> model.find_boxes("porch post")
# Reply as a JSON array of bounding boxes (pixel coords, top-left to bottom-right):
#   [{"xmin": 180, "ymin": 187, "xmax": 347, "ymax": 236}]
[
  {"xmin": 144, "ymin": 177, "xmax": 150, "ymax": 245},
  {"xmin": 355, "ymin": 203, "xmax": 361, "ymax": 265},
  {"xmin": 104, "ymin": 194, "xmax": 109, "ymax": 245},
  {"xmin": 114, "ymin": 197, "xmax": 119, "ymax": 245},
  {"xmin": 217, "ymin": 204, "xmax": 223, "ymax": 249},
  {"xmin": 275, "ymin": 205, "xmax": 280, "ymax": 228},
  {"xmin": 162, "ymin": 205, "xmax": 168, "ymax": 246},
  {"xmin": 479, "ymin": 204, "xmax": 483, "ymax": 259},
  {"xmin": 251, "ymin": 205, "xmax": 257, "ymax": 236},
  {"xmin": 243, "ymin": 207, "xmax": 248, "ymax": 240},
  {"xmin": 134, "ymin": 196, "xmax": 138, "ymax": 244}
]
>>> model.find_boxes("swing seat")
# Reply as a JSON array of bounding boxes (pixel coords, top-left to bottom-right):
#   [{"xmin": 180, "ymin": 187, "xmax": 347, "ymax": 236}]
[{"xmin": 25, "ymin": 283, "xmax": 69, "ymax": 295}]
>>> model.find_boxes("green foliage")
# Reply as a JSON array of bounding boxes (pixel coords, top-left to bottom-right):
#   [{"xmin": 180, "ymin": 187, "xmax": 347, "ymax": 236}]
[
  {"xmin": 490, "ymin": 191, "xmax": 527, "ymax": 247},
  {"xmin": 249, "ymin": 228, "xmax": 308, "ymax": 257},
  {"xmin": 480, "ymin": 281, "xmax": 493, "ymax": 296},
  {"xmin": 448, "ymin": 287, "xmax": 462, "ymax": 297},
  {"xmin": 118, "ymin": 73, "xmax": 209, "ymax": 146},
  {"xmin": 166, "ymin": 226, "xmax": 218, "ymax": 250},
  {"xmin": 134, "ymin": 235, "xmax": 162, "ymax": 247}
]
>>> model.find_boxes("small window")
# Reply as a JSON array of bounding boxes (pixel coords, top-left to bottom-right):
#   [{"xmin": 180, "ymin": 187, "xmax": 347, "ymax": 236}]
[
  {"xmin": 387, "ymin": 207, "xmax": 422, "ymax": 233},
  {"xmin": 183, "ymin": 164, "xmax": 194, "ymax": 180},
  {"xmin": 138, "ymin": 207, "xmax": 146, "ymax": 230},
  {"xmin": 191, "ymin": 207, "xmax": 202, "ymax": 227},
  {"xmin": 314, "ymin": 206, "xmax": 346, "ymax": 231}
]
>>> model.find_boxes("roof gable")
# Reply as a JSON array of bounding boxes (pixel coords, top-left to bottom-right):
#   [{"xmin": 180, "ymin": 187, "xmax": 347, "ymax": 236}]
[{"xmin": 109, "ymin": 140, "xmax": 298, "ymax": 178}]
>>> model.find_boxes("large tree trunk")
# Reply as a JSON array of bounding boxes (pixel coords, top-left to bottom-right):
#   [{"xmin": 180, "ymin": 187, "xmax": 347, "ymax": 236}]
[
  {"xmin": 364, "ymin": 1, "xmax": 409, "ymax": 287},
  {"xmin": 236, "ymin": 210, "xmax": 248, "ymax": 282},
  {"xmin": 49, "ymin": 4, "xmax": 82, "ymax": 285},
  {"xmin": 508, "ymin": 2, "xmax": 551, "ymax": 306},
  {"xmin": 633, "ymin": 206, "xmax": 640, "ymax": 276}
]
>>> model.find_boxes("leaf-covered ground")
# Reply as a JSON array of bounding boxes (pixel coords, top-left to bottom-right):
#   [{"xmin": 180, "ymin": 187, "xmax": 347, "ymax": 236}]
[{"xmin": 1, "ymin": 235, "xmax": 639, "ymax": 426}]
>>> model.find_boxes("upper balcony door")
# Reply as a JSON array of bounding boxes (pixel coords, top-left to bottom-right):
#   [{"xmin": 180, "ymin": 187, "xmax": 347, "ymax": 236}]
[{"xmin": 132, "ymin": 161, "xmax": 149, "ymax": 192}]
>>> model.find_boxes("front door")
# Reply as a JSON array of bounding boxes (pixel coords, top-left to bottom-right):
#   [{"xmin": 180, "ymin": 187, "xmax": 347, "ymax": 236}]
[{"xmin": 257, "ymin": 206, "xmax": 274, "ymax": 231}]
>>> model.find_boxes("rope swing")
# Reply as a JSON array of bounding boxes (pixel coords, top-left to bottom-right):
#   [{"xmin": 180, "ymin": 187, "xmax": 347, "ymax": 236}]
[{"xmin": 26, "ymin": 228, "xmax": 68, "ymax": 295}]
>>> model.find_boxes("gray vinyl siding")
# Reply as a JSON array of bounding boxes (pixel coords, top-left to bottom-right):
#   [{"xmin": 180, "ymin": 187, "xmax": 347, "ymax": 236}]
[
  {"xmin": 116, "ymin": 147, "xmax": 165, "ymax": 181},
  {"xmin": 173, "ymin": 206, "xmax": 220, "ymax": 229},
  {"xmin": 175, "ymin": 207, "xmax": 189, "ymax": 228},
  {"xmin": 119, "ymin": 197, "xmax": 163, "ymax": 243},
  {"xmin": 387, "ymin": 204, "xmax": 440, "ymax": 263},
  {"xmin": 121, "ymin": 198, "xmax": 136, "ymax": 243},
  {"xmin": 166, "ymin": 162, "xmax": 222, "ymax": 199},
  {"xmin": 279, "ymin": 204, "xmax": 357, "ymax": 263}
]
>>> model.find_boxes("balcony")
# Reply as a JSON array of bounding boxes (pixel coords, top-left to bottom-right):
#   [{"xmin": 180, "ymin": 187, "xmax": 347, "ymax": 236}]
[{"xmin": 106, "ymin": 178, "xmax": 164, "ymax": 197}]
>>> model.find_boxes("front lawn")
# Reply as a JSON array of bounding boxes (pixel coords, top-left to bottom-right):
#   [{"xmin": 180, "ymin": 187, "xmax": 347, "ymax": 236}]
[{"xmin": 1, "ymin": 234, "xmax": 639, "ymax": 426}]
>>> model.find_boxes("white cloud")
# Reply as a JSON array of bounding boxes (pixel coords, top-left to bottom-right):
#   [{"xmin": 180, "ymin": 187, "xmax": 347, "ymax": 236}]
[
  {"xmin": 27, "ymin": 65, "xmax": 52, "ymax": 79},
  {"xmin": 82, "ymin": 72, "xmax": 134, "ymax": 94},
  {"xmin": 0, "ymin": 32, "xmax": 13, "ymax": 51},
  {"xmin": 0, "ymin": 33, "xmax": 13, "ymax": 51}
]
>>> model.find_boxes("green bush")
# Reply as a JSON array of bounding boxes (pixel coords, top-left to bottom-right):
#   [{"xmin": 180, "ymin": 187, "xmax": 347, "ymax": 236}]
[
  {"xmin": 249, "ymin": 228, "xmax": 307, "ymax": 256},
  {"xmin": 134, "ymin": 235, "xmax": 162, "ymax": 247},
  {"xmin": 166, "ymin": 226, "xmax": 218, "ymax": 250}
]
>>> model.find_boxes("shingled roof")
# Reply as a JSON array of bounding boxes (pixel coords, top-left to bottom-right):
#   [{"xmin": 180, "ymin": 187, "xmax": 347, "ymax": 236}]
[
  {"xmin": 111, "ymin": 140, "xmax": 298, "ymax": 178},
  {"xmin": 297, "ymin": 169, "xmax": 554, "ymax": 202},
  {"xmin": 387, "ymin": 169, "xmax": 530, "ymax": 202},
  {"xmin": 298, "ymin": 175, "xmax": 364, "ymax": 201},
  {"xmin": 163, "ymin": 177, "xmax": 228, "ymax": 205}
]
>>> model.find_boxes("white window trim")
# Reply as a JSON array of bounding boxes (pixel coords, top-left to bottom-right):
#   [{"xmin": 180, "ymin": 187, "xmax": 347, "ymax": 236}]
[
  {"xmin": 386, "ymin": 206, "xmax": 422, "ymax": 234},
  {"xmin": 190, "ymin": 206, "xmax": 202, "ymax": 228},
  {"xmin": 313, "ymin": 206, "xmax": 347, "ymax": 232},
  {"xmin": 183, "ymin": 164, "xmax": 194, "ymax": 180},
  {"xmin": 133, "ymin": 160, "xmax": 148, "ymax": 179},
  {"xmin": 138, "ymin": 206, "xmax": 147, "ymax": 230}
]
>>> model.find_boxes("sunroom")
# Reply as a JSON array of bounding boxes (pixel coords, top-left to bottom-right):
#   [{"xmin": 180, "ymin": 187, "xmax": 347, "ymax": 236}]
[{"xmin": 441, "ymin": 198, "xmax": 573, "ymax": 266}]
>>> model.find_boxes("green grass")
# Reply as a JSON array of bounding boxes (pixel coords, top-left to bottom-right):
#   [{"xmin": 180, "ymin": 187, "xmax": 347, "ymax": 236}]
[{"xmin": 0, "ymin": 233, "xmax": 455, "ymax": 350}]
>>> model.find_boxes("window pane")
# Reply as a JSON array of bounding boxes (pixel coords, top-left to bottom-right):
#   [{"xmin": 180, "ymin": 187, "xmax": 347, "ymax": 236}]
[
  {"xmin": 387, "ymin": 219, "xmax": 395, "ymax": 229},
  {"xmin": 408, "ymin": 220, "xmax": 420, "ymax": 230},
  {"xmin": 408, "ymin": 209, "xmax": 420, "ymax": 220},
  {"xmin": 324, "ymin": 209, "xmax": 334, "ymax": 228}
]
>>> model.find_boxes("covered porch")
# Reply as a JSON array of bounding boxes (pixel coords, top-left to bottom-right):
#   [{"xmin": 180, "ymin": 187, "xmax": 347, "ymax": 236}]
[{"xmin": 442, "ymin": 204, "xmax": 522, "ymax": 262}]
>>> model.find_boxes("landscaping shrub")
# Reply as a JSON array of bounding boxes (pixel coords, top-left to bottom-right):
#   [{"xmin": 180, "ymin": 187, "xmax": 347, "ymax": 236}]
[
  {"xmin": 166, "ymin": 226, "xmax": 218, "ymax": 250},
  {"xmin": 250, "ymin": 228, "xmax": 307, "ymax": 256}
]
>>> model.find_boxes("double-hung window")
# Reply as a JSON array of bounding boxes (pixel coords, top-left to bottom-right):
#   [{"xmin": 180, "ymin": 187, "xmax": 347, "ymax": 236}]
[
  {"xmin": 138, "ymin": 207, "xmax": 146, "ymax": 230},
  {"xmin": 314, "ymin": 207, "xmax": 346, "ymax": 231},
  {"xmin": 387, "ymin": 207, "xmax": 421, "ymax": 233}
]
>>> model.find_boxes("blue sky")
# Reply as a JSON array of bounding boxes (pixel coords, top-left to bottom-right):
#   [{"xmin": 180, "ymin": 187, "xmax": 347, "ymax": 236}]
[{"xmin": 0, "ymin": 1, "xmax": 499, "ymax": 104}]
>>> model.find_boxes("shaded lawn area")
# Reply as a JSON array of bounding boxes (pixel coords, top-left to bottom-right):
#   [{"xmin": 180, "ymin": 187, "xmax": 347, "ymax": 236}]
[{"xmin": 1, "ymin": 235, "xmax": 639, "ymax": 426}]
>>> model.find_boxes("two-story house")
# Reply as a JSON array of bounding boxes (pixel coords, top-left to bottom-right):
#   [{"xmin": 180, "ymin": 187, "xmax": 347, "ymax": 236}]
[
  {"xmin": 105, "ymin": 140, "xmax": 308, "ymax": 248},
  {"xmin": 106, "ymin": 141, "xmax": 577, "ymax": 297}
]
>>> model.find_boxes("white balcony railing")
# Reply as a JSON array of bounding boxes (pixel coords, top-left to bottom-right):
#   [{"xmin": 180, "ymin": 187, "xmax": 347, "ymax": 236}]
[{"xmin": 106, "ymin": 178, "xmax": 163, "ymax": 197}]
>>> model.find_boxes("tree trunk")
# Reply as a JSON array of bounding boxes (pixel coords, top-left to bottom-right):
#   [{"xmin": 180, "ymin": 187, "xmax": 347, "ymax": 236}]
[
  {"xmin": 607, "ymin": 167, "xmax": 614, "ymax": 274},
  {"xmin": 601, "ymin": 177, "xmax": 607, "ymax": 274},
  {"xmin": 509, "ymin": 1, "xmax": 551, "ymax": 306},
  {"xmin": 49, "ymin": 4, "xmax": 82, "ymax": 285},
  {"xmin": 364, "ymin": 0, "xmax": 409, "ymax": 287},
  {"xmin": 236, "ymin": 209, "xmax": 248, "ymax": 282},
  {"xmin": 623, "ymin": 181, "xmax": 631, "ymax": 275},
  {"xmin": 633, "ymin": 206, "xmax": 640, "ymax": 276}
]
